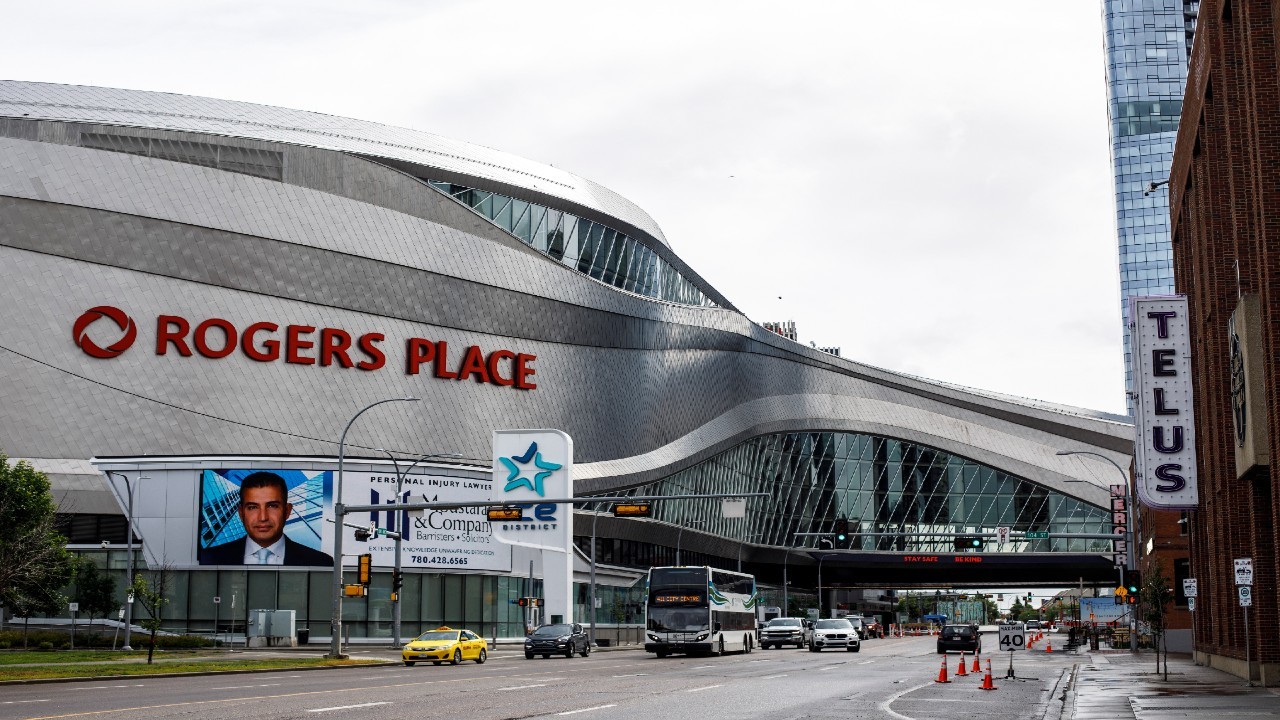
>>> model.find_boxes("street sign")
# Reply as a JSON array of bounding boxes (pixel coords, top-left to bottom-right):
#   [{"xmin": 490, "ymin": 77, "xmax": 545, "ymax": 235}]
[
  {"xmin": 995, "ymin": 526, "xmax": 1010, "ymax": 544},
  {"xmin": 1115, "ymin": 586, "xmax": 1128, "ymax": 597},
  {"xmin": 1235, "ymin": 558, "xmax": 1254, "ymax": 585},
  {"xmin": 68, "ymin": 602, "xmax": 78, "ymax": 613},
  {"xmin": 1239, "ymin": 586, "xmax": 1252, "ymax": 607},
  {"xmin": 487, "ymin": 506, "xmax": 524, "ymax": 521},
  {"xmin": 117, "ymin": 608, "xmax": 125, "ymax": 619},
  {"xmin": 1025, "ymin": 531, "xmax": 1049, "ymax": 539},
  {"xmin": 612, "ymin": 502, "xmax": 652, "ymax": 518},
  {"xmin": 1187, "ymin": 597, "xmax": 1196, "ymax": 611},
  {"xmin": 1182, "ymin": 579, "xmax": 1197, "ymax": 598},
  {"xmin": 998, "ymin": 622, "xmax": 1026, "ymax": 652},
  {"xmin": 213, "ymin": 596, "xmax": 222, "ymax": 604}
]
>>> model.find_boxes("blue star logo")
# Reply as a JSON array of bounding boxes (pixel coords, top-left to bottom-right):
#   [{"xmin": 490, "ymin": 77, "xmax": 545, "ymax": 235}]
[{"xmin": 500, "ymin": 442, "xmax": 561, "ymax": 496}]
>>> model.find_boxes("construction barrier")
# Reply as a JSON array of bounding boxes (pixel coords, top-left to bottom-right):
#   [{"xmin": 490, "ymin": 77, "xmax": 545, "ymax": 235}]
[
  {"xmin": 955, "ymin": 651, "xmax": 968, "ymax": 676},
  {"xmin": 980, "ymin": 659, "xmax": 997, "ymax": 690},
  {"xmin": 934, "ymin": 655, "xmax": 951, "ymax": 683}
]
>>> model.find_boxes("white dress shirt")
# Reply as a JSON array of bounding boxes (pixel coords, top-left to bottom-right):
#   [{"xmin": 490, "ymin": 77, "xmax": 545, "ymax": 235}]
[{"xmin": 244, "ymin": 536, "xmax": 287, "ymax": 565}]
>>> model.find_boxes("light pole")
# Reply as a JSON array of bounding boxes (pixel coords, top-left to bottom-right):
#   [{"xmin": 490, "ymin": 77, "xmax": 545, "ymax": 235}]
[
  {"xmin": 588, "ymin": 501, "xmax": 615, "ymax": 648},
  {"xmin": 329, "ymin": 397, "xmax": 419, "ymax": 660},
  {"xmin": 737, "ymin": 533, "xmax": 763, "ymax": 572},
  {"xmin": 675, "ymin": 520, "xmax": 705, "ymax": 566},
  {"xmin": 782, "ymin": 544, "xmax": 801, "ymax": 617},
  {"xmin": 376, "ymin": 449, "xmax": 463, "ymax": 649},
  {"xmin": 105, "ymin": 471, "xmax": 148, "ymax": 651},
  {"xmin": 817, "ymin": 552, "xmax": 837, "ymax": 619},
  {"xmin": 1056, "ymin": 449, "xmax": 1137, "ymax": 652}
]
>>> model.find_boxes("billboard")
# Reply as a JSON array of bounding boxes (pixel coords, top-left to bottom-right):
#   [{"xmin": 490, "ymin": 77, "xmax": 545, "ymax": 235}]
[
  {"xmin": 1130, "ymin": 295, "xmax": 1199, "ymax": 509},
  {"xmin": 197, "ymin": 468, "xmax": 511, "ymax": 571}
]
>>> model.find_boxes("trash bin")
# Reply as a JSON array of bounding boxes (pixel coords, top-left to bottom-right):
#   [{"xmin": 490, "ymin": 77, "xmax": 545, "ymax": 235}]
[
  {"xmin": 596, "ymin": 638, "xmax": 611, "ymax": 647},
  {"xmin": 297, "ymin": 628, "xmax": 310, "ymax": 645}
]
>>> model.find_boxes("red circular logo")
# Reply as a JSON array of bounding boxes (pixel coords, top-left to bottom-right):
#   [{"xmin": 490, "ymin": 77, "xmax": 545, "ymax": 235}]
[{"xmin": 73, "ymin": 306, "xmax": 137, "ymax": 359}]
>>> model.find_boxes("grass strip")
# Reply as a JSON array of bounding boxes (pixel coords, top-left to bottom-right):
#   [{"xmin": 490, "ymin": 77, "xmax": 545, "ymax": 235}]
[
  {"xmin": 0, "ymin": 650, "xmax": 199, "ymax": 665},
  {"xmin": 0, "ymin": 657, "xmax": 382, "ymax": 681}
]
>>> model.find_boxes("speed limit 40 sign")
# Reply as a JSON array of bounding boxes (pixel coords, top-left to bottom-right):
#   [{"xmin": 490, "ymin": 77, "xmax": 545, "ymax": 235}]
[{"xmin": 999, "ymin": 622, "xmax": 1027, "ymax": 652}]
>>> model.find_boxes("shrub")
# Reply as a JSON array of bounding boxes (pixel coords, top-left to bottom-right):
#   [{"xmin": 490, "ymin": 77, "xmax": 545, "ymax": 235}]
[
  {"xmin": 0, "ymin": 640, "xmax": 11, "ymax": 649},
  {"xmin": 38, "ymin": 641, "xmax": 53, "ymax": 650}
]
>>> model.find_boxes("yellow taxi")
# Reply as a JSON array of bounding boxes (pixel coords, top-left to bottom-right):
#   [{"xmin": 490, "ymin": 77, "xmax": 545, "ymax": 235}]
[{"xmin": 402, "ymin": 626, "xmax": 488, "ymax": 666}]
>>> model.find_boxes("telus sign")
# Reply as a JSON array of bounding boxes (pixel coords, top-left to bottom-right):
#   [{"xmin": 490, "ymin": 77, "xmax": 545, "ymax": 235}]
[
  {"xmin": 1130, "ymin": 296, "xmax": 1197, "ymax": 508},
  {"xmin": 72, "ymin": 306, "xmax": 538, "ymax": 390}
]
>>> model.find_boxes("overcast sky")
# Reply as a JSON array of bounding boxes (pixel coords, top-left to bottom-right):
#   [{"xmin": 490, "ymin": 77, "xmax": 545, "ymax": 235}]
[{"xmin": 4, "ymin": 1, "xmax": 1127, "ymax": 415}]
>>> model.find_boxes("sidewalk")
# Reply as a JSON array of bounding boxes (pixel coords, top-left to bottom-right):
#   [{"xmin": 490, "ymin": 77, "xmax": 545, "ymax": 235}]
[{"xmin": 1067, "ymin": 650, "xmax": 1280, "ymax": 719}]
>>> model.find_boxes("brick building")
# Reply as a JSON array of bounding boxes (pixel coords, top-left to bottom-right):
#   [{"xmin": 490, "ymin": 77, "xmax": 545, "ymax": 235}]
[{"xmin": 1167, "ymin": 0, "xmax": 1280, "ymax": 686}]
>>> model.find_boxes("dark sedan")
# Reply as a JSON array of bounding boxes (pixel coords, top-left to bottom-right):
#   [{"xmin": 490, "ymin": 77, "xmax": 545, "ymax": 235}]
[
  {"xmin": 525, "ymin": 622, "xmax": 591, "ymax": 659},
  {"xmin": 937, "ymin": 624, "xmax": 982, "ymax": 654}
]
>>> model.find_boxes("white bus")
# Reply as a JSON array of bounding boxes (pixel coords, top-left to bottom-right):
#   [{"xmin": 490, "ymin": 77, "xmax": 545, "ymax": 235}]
[{"xmin": 644, "ymin": 566, "xmax": 760, "ymax": 657}]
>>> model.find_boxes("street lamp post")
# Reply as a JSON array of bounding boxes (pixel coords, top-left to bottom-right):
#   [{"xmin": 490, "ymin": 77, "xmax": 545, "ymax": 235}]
[
  {"xmin": 737, "ymin": 533, "xmax": 763, "ymax": 572},
  {"xmin": 1056, "ymin": 449, "xmax": 1138, "ymax": 652},
  {"xmin": 817, "ymin": 552, "xmax": 838, "ymax": 619},
  {"xmin": 376, "ymin": 449, "xmax": 463, "ymax": 649},
  {"xmin": 105, "ymin": 472, "xmax": 148, "ymax": 651},
  {"xmin": 328, "ymin": 397, "xmax": 419, "ymax": 660},
  {"xmin": 588, "ymin": 501, "xmax": 615, "ymax": 648},
  {"xmin": 675, "ymin": 520, "xmax": 705, "ymax": 566}
]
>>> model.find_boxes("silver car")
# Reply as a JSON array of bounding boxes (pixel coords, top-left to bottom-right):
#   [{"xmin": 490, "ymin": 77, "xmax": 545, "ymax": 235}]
[
  {"xmin": 760, "ymin": 617, "xmax": 811, "ymax": 649},
  {"xmin": 809, "ymin": 618, "xmax": 861, "ymax": 652}
]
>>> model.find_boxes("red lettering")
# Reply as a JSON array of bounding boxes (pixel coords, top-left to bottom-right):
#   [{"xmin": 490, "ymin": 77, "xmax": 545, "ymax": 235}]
[
  {"xmin": 319, "ymin": 328, "xmax": 354, "ymax": 368},
  {"xmin": 434, "ymin": 341, "xmax": 458, "ymax": 379},
  {"xmin": 193, "ymin": 318, "xmax": 237, "ymax": 359},
  {"xmin": 286, "ymin": 325, "xmax": 316, "ymax": 365},
  {"xmin": 487, "ymin": 349, "xmax": 515, "ymax": 386},
  {"xmin": 457, "ymin": 345, "xmax": 491, "ymax": 383},
  {"xmin": 156, "ymin": 315, "xmax": 192, "ymax": 356},
  {"xmin": 241, "ymin": 322, "xmax": 280, "ymax": 362},
  {"xmin": 406, "ymin": 338, "xmax": 435, "ymax": 375},
  {"xmin": 514, "ymin": 353, "xmax": 537, "ymax": 389},
  {"xmin": 357, "ymin": 333, "xmax": 385, "ymax": 371}
]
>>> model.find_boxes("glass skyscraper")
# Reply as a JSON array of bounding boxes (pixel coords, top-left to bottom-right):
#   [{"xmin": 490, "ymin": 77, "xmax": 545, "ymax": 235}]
[{"xmin": 1101, "ymin": 0, "xmax": 1198, "ymax": 413}]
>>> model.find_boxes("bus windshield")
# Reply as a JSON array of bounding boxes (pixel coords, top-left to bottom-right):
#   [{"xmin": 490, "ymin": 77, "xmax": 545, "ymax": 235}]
[{"xmin": 647, "ymin": 608, "xmax": 709, "ymax": 632}]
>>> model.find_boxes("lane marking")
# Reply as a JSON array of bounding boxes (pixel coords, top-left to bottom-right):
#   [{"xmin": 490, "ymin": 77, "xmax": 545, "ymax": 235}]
[
  {"xmin": 610, "ymin": 673, "xmax": 648, "ymax": 678},
  {"xmin": 858, "ymin": 660, "xmax": 873, "ymax": 665},
  {"xmin": 686, "ymin": 684, "xmax": 723, "ymax": 692},
  {"xmin": 499, "ymin": 684, "xmax": 547, "ymax": 691},
  {"xmin": 1, "ymin": 700, "xmax": 50, "ymax": 705},
  {"xmin": 878, "ymin": 681, "xmax": 932, "ymax": 720},
  {"xmin": 19, "ymin": 668, "xmax": 599, "ymax": 720},
  {"xmin": 556, "ymin": 704, "xmax": 617, "ymax": 716},
  {"xmin": 307, "ymin": 701, "xmax": 392, "ymax": 713},
  {"xmin": 690, "ymin": 665, "xmax": 716, "ymax": 670},
  {"xmin": 761, "ymin": 674, "xmax": 789, "ymax": 679},
  {"xmin": 818, "ymin": 664, "xmax": 841, "ymax": 671},
  {"xmin": 208, "ymin": 683, "xmax": 282, "ymax": 690}
]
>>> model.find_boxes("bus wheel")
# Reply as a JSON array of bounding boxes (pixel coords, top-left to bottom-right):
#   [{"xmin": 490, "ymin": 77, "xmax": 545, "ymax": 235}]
[
  {"xmin": 744, "ymin": 635, "xmax": 752, "ymax": 653},
  {"xmin": 717, "ymin": 638, "xmax": 725, "ymax": 656}
]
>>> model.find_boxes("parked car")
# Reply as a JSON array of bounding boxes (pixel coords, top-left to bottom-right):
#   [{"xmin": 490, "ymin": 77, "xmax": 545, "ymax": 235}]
[
  {"xmin": 759, "ymin": 617, "xmax": 811, "ymax": 649},
  {"xmin": 936, "ymin": 624, "xmax": 982, "ymax": 654},
  {"xmin": 809, "ymin": 618, "xmax": 860, "ymax": 652},
  {"xmin": 403, "ymin": 626, "xmax": 488, "ymax": 666},
  {"xmin": 525, "ymin": 622, "xmax": 591, "ymax": 659}
]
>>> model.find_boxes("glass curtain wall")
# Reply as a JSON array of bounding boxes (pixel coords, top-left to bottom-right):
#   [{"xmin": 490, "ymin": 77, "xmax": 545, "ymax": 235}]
[
  {"xmin": 624, "ymin": 432, "xmax": 1111, "ymax": 555},
  {"xmin": 1102, "ymin": 0, "xmax": 1197, "ymax": 412},
  {"xmin": 427, "ymin": 180, "xmax": 716, "ymax": 307}
]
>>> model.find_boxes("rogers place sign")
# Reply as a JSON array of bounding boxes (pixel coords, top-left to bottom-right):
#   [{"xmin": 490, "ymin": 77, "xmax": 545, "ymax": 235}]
[{"xmin": 72, "ymin": 306, "xmax": 538, "ymax": 390}]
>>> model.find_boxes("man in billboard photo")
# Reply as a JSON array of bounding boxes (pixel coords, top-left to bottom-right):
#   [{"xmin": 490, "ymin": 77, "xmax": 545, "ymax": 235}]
[{"xmin": 201, "ymin": 471, "xmax": 333, "ymax": 566}]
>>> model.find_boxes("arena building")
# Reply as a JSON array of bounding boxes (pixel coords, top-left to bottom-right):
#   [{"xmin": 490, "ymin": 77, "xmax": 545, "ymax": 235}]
[{"xmin": 0, "ymin": 81, "xmax": 1132, "ymax": 641}]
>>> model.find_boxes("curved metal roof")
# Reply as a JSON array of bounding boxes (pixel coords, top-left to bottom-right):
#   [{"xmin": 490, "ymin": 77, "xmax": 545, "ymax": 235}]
[{"xmin": 0, "ymin": 79, "xmax": 670, "ymax": 248}]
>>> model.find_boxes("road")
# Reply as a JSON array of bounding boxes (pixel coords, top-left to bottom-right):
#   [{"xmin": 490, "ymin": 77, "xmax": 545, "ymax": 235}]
[{"xmin": 0, "ymin": 634, "xmax": 1082, "ymax": 720}]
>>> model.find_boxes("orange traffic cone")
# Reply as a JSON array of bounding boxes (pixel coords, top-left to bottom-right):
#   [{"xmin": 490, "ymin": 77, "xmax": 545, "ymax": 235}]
[
  {"xmin": 1045, "ymin": 640, "xmax": 1053, "ymax": 653},
  {"xmin": 935, "ymin": 655, "xmax": 951, "ymax": 683},
  {"xmin": 979, "ymin": 659, "xmax": 997, "ymax": 690},
  {"xmin": 972, "ymin": 650, "xmax": 981, "ymax": 673},
  {"xmin": 956, "ymin": 651, "xmax": 968, "ymax": 676}
]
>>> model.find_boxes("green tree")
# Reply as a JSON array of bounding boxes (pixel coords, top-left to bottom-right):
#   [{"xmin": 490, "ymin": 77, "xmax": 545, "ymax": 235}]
[
  {"xmin": 71, "ymin": 555, "xmax": 117, "ymax": 623},
  {"xmin": 1141, "ymin": 561, "xmax": 1174, "ymax": 679},
  {"xmin": 0, "ymin": 453, "xmax": 74, "ymax": 620},
  {"xmin": 130, "ymin": 564, "xmax": 173, "ymax": 664}
]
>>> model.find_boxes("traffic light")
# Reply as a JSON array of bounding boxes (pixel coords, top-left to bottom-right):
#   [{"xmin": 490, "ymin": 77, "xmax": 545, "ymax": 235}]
[
  {"xmin": 834, "ymin": 517, "xmax": 849, "ymax": 542},
  {"xmin": 1124, "ymin": 570, "xmax": 1141, "ymax": 596},
  {"xmin": 1126, "ymin": 594, "xmax": 1137, "ymax": 605},
  {"xmin": 517, "ymin": 597, "xmax": 544, "ymax": 607},
  {"xmin": 954, "ymin": 535, "xmax": 984, "ymax": 550},
  {"xmin": 358, "ymin": 553, "xmax": 372, "ymax": 585},
  {"xmin": 354, "ymin": 526, "xmax": 372, "ymax": 542},
  {"xmin": 1026, "ymin": 592, "xmax": 1033, "ymax": 604},
  {"xmin": 392, "ymin": 569, "xmax": 403, "ymax": 592}
]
